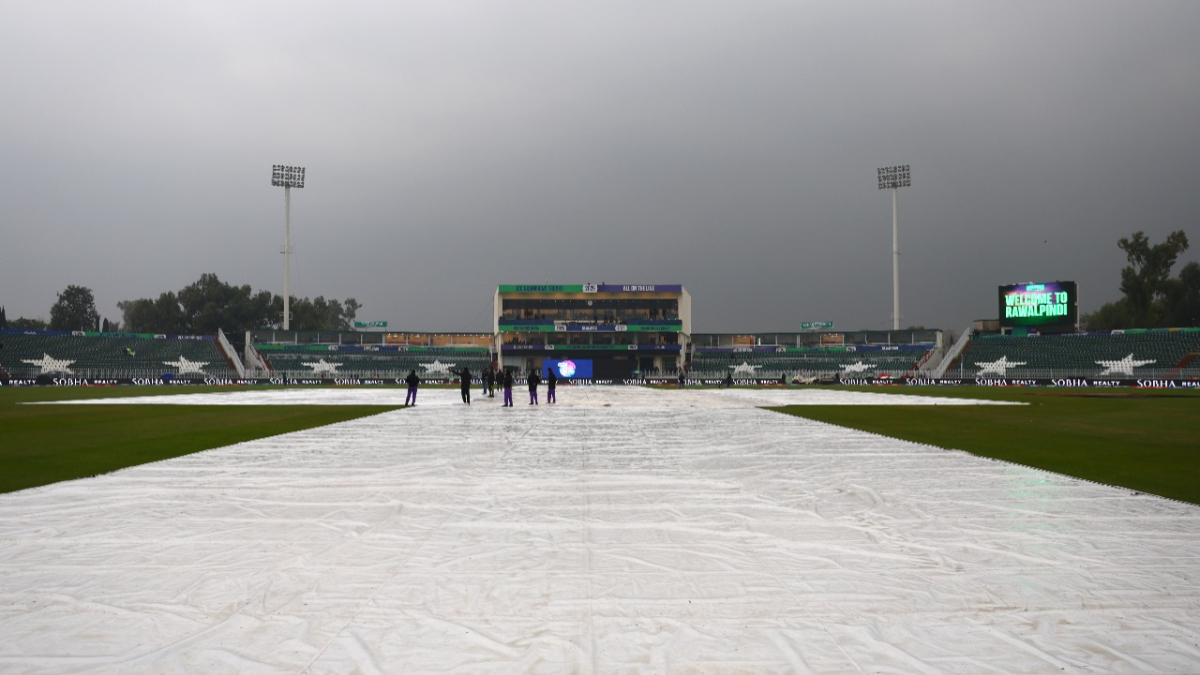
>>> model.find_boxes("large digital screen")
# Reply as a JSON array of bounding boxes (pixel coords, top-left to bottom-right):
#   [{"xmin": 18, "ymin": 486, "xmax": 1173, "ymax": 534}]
[
  {"xmin": 998, "ymin": 281, "xmax": 1078, "ymax": 328},
  {"xmin": 544, "ymin": 359, "xmax": 592, "ymax": 380}
]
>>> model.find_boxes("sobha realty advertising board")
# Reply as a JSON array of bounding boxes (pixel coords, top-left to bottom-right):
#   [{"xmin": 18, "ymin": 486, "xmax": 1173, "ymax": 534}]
[{"xmin": 998, "ymin": 281, "xmax": 1078, "ymax": 329}]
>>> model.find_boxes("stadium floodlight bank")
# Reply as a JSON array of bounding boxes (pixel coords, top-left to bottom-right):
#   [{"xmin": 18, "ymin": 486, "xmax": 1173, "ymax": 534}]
[
  {"xmin": 271, "ymin": 165, "xmax": 305, "ymax": 330},
  {"xmin": 878, "ymin": 164, "xmax": 911, "ymax": 331},
  {"xmin": 271, "ymin": 165, "xmax": 305, "ymax": 189}
]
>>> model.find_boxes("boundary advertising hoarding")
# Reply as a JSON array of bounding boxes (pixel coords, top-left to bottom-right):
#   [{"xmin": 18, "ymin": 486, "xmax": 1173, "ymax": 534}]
[{"xmin": 4, "ymin": 375, "xmax": 1196, "ymax": 389}]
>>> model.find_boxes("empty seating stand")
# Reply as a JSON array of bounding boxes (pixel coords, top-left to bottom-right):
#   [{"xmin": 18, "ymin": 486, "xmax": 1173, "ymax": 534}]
[
  {"xmin": 254, "ymin": 344, "xmax": 491, "ymax": 379},
  {"xmin": 952, "ymin": 329, "xmax": 1200, "ymax": 380},
  {"xmin": 691, "ymin": 346, "xmax": 931, "ymax": 381},
  {"xmin": 0, "ymin": 330, "xmax": 238, "ymax": 380}
]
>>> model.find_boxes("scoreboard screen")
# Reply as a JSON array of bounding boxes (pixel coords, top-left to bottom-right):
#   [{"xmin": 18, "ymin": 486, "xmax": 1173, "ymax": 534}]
[
  {"xmin": 998, "ymin": 281, "xmax": 1078, "ymax": 329},
  {"xmin": 544, "ymin": 359, "xmax": 592, "ymax": 380}
]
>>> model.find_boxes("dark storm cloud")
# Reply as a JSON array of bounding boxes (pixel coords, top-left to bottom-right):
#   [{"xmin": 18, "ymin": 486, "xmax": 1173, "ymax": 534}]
[{"xmin": 2, "ymin": 2, "xmax": 1198, "ymax": 333}]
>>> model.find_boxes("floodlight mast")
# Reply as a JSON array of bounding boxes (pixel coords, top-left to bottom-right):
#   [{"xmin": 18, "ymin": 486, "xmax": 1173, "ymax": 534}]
[
  {"xmin": 877, "ymin": 165, "xmax": 911, "ymax": 330},
  {"xmin": 271, "ymin": 165, "xmax": 305, "ymax": 330}
]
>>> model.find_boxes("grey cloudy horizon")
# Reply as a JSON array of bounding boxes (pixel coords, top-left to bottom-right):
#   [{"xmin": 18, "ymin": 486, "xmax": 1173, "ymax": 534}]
[{"xmin": 3, "ymin": 2, "xmax": 1199, "ymax": 334}]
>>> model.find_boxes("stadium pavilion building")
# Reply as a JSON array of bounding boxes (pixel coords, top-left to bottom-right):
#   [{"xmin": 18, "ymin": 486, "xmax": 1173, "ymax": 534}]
[{"xmin": 495, "ymin": 284, "xmax": 691, "ymax": 380}]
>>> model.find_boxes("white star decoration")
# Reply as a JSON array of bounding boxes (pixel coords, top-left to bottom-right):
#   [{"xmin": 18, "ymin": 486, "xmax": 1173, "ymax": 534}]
[
  {"xmin": 301, "ymin": 359, "xmax": 342, "ymax": 375},
  {"xmin": 163, "ymin": 355, "xmax": 209, "ymax": 375},
  {"xmin": 21, "ymin": 353, "xmax": 75, "ymax": 375},
  {"xmin": 840, "ymin": 360, "xmax": 876, "ymax": 374},
  {"xmin": 420, "ymin": 359, "xmax": 456, "ymax": 376},
  {"xmin": 975, "ymin": 356, "xmax": 1027, "ymax": 377},
  {"xmin": 1095, "ymin": 353, "xmax": 1156, "ymax": 377},
  {"xmin": 731, "ymin": 361, "xmax": 760, "ymax": 376}
]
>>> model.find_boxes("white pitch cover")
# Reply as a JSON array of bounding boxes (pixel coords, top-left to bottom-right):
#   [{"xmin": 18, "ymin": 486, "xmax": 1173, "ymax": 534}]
[{"xmin": 1, "ymin": 387, "xmax": 1196, "ymax": 674}]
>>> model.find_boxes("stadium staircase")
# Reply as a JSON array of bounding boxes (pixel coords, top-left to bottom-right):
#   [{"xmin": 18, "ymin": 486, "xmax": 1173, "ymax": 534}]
[
  {"xmin": 215, "ymin": 329, "xmax": 246, "ymax": 378},
  {"xmin": 242, "ymin": 343, "xmax": 272, "ymax": 377},
  {"xmin": 1174, "ymin": 352, "xmax": 1198, "ymax": 377},
  {"xmin": 931, "ymin": 326, "xmax": 975, "ymax": 378}
]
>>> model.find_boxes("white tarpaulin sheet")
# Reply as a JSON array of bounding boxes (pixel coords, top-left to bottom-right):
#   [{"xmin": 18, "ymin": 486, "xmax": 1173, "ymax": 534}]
[{"xmin": 1, "ymin": 386, "xmax": 1198, "ymax": 674}]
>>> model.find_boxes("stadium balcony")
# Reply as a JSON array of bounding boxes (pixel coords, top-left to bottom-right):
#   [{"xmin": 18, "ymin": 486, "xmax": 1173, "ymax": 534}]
[
  {"xmin": 948, "ymin": 329, "xmax": 1200, "ymax": 380},
  {"xmin": 0, "ymin": 330, "xmax": 239, "ymax": 380},
  {"xmin": 253, "ymin": 344, "xmax": 492, "ymax": 379}
]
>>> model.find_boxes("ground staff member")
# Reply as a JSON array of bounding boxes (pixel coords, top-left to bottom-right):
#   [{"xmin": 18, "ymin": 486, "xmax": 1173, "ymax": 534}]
[
  {"xmin": 456, "ymin": 367, "xmax": 472, "ymax": 405},
  {"xmin": 405, "ymin": 369, "xmax": 420, "ymax": 405},
  {"xmin": 502, "ymin": 368, "xmax": 514, "ymax": 406},
  {"xmin": 528, "ymin": 368, "xmax": 541, "ymax": 405}
]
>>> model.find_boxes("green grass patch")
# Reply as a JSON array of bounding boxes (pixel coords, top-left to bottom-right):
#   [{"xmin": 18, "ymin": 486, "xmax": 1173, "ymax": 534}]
[
  {"xmin": 768, "ymin": 385, "xmax": 1200, "ymax": 504},
  {"xmin": 0, "ymin": 386, "xmax": 402, "ymax": 494}
]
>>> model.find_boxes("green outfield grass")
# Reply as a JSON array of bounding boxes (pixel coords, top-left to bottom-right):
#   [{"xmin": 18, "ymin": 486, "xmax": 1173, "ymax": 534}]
[
  {"xmin": 0, "ymin": 386, "xmax": 402, "ymax": 494},
  {"xmin": 770, "ymin": 385, "xmax": 1200, "ymax": 504}
]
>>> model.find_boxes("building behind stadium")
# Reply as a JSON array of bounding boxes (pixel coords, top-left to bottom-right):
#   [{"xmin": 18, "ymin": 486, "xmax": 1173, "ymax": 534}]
[{"xmin": 495, "ymin": 283, "xmax": 690, "ymax": 379}]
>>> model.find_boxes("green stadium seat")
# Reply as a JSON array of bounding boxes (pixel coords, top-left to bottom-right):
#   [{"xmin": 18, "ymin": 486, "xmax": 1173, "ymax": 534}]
[
  {"xmin": 0, "ymin": 331, "xmax": 238, "ymax": 380},
  {"xmin": 951, "ymin": 330, "xmax": 1200, "ymax": 379}
]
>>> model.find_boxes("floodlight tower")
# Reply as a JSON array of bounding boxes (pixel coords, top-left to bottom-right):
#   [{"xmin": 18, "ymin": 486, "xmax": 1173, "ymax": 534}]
[
  {"xmin": 877, "ymin": 165, "xmax": 911, "ymax": 330},
  {"xmin": 271, "ymin": 165, "xmax": 305, "ymax": 330}
]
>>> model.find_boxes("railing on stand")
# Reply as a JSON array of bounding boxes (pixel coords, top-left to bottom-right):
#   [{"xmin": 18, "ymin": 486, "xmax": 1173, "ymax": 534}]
[
  {"xmin": 216, "ymin": 329, "xmax": 246, "ymax": 378},
  {"xmin": 932, "ymin": 326, "xmax": 975, "ymax": 379}
]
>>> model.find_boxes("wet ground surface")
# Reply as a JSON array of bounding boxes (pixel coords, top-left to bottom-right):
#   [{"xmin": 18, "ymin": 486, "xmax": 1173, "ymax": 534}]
[{"xmin": 1, "ymin": 387, "xmax": 1197, "ymax": 674}]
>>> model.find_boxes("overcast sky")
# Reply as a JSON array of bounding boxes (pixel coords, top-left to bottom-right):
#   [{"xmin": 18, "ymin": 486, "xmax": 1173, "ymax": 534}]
[{"xmin": 3, "ymin": 1, "xmax": 1198, "ymax": 333}]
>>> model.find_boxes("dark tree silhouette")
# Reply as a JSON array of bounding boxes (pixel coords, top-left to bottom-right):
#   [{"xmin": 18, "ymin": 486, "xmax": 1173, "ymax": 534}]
[
  {"xmin": 49, "ymin": 285, "xmax": 100, "ymax": 332},
  {"xmin": 1084, "ymin": 230, "xmax": 1195, "ymax": 329}
]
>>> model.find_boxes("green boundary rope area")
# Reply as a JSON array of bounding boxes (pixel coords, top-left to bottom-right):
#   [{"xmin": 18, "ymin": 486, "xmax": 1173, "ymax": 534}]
[
  {"xmin": 769, "ymin": 385, "xmax": 1200, "ymax": 505},
  {"xmin": 0, "ymin": 386, "xmax": 400, "ymax": 494},
  {"xmin": 2, "ymin": 385, "xmax": 1197, "ymax": 505}
]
